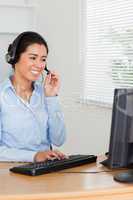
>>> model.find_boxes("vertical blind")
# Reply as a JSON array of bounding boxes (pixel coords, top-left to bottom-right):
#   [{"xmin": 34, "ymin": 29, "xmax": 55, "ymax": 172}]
[{"xmin": 81, "ymin": 0, "xmax": 133, "ymax": 107}]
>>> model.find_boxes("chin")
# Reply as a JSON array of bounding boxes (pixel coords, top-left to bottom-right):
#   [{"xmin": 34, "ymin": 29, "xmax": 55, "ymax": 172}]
[
  {"xmin": 28, "ymin": 73, "xmax": 41, "ymax": 81},
  {"xmin": 31, "ymin": 77, "xmax": 40, "ymax": 82}
]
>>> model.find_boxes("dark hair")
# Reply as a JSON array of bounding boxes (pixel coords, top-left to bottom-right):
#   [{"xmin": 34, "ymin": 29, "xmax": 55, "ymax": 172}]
[{"xmin": 15, "ymin": 32, "xmax": 49, "ymax": 64}]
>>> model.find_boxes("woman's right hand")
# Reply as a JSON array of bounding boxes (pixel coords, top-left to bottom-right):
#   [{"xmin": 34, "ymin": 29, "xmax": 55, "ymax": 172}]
[{"xmin": 34, "ymin": 150, "xmax": 67, "ymax": 162}]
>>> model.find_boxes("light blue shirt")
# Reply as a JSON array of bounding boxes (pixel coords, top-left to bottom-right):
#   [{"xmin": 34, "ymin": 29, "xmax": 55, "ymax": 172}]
[{"xmin": 0, "ymin": 77, "xmax": 66, "ymax": 162}]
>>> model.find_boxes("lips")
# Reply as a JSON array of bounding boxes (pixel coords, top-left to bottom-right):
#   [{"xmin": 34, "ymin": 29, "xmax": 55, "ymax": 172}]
[
  {"xmin": 31, "ymin": 69, "xmax": 41, "ymax": 75},
  {"xmin": 31, "ymin": 70, "xmax": 40, "ymax": 75}
]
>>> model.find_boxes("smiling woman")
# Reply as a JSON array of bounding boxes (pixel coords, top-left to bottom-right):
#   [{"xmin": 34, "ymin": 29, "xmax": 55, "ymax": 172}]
[{"xmin": 0, "ymin": 31, "xmax": 66, "ymax": 162}]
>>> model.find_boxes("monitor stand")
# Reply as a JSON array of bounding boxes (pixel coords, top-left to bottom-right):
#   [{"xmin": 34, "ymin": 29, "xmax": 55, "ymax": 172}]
[
  {"xmin": 114, "ymin": 170, "xmax": 133, "ymax": 183},
  {"xmin": 100, "ymin": 158, "xmax": 110, "ymax": 167}
]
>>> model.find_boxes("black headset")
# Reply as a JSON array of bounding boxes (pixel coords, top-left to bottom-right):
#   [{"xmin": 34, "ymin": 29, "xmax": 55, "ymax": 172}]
[{"xmin": 5, "ymin": 31, "xmax": 47, "ymax": 65}]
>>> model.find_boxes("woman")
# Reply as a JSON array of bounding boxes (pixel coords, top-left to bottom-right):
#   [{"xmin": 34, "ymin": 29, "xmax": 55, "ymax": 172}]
[{"xmin": 0, "ymin": 31, "xmax": 66, "ymax": 162}]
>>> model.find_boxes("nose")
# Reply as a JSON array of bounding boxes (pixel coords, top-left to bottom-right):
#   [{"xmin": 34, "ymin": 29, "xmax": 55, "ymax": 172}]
[{"xmin": 35, "ymin": 60, "xmax": 44, "ymax": 69}]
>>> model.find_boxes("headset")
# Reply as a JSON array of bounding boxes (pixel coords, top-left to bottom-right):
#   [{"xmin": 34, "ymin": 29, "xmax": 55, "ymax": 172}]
[{"xmin": 5, "ymin": 31, "xmax": 50, "ymax": 74}]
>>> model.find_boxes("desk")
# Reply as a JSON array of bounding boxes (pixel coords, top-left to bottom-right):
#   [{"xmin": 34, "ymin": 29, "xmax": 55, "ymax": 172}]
[{"xmin": 0, "ymin": 156, "xmax": 133, "ymax": 200}]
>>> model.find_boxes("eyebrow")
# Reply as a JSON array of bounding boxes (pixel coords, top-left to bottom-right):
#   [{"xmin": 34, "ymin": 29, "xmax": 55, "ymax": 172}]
[{"xmin": 28, "ymin": 53, "xmax": 47, "ymax": 58}]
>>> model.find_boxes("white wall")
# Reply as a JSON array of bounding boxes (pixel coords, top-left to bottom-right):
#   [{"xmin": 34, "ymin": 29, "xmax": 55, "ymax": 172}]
[
  {"xmin": 0, "ymin": 0, "xmax": 36, "ymax": 82},
  {"xmin": 0, "ymin": 0, "xmax": 112, "ymax": 155}
]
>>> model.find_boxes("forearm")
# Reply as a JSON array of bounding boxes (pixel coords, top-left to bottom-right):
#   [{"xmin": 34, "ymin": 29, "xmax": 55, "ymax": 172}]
[
  {"xmin": 0, "ymin": 145, "xmax": 37, "ymax": 162},
  {"xmin": 45, "ymin": 96, "xmax": 66, "ymax": 146}
]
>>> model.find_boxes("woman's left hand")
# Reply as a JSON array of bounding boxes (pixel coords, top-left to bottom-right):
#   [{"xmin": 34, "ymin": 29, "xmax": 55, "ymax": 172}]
[{"xmin": 44, "ymin": 71, "xmax": 60, "ymax": 97}]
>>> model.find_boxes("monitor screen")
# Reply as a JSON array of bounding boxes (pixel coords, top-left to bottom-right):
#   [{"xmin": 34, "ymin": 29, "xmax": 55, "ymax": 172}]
[{"xmin": 103, "ymin": 88, "xmax": 133, "ymax": 168}]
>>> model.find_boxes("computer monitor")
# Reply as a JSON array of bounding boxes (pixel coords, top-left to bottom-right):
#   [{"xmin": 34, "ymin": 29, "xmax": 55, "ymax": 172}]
[{"xmin": 102, "ymin": 88, "xmax": 133, "ymax": 169}]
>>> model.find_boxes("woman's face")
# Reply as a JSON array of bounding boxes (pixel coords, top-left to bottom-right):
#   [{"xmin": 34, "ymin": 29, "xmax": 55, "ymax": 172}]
[{"xmin": 15, "ymin": 43, "xmax": 47, "ymax": 81}]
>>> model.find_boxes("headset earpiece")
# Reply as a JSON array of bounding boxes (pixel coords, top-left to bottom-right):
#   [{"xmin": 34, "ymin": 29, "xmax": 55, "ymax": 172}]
[
  {"xmin": 5, "ymin": 53, "xmax": 11, "ymax": 64},
  {"xmin": 5, "ymin": 44, "xmax": 14, "ymax": 64},
  {"xmin": 5, "ymin": 34, "xmax": 23, "ymax": 65}
]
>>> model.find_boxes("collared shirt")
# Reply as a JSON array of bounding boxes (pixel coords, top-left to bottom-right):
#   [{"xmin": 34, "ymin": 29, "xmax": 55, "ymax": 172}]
[{"xmin": 0, "ymin": 77, "xmax": 66, "ymax": 162}]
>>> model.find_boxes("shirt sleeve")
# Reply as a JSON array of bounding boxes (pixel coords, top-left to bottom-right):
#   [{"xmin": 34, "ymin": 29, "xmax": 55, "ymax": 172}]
[
  {"xmin": 0, "ymin": 111, "xmax": 37, "ymax": 162},
  {"xmin": 45, "ymin": 96, "xmax": 66, "ymax": 146},
  {"xmin": 0, "ymin": 145, "xmax": 37, "ymax": 162}
]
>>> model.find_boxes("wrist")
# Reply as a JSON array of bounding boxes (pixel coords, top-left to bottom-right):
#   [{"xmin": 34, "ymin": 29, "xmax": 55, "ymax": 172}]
[
  {"xmin": 34, "ymin": 152, "xmax": 38, "ymax": 162},
  {"xmin": 45, "ymin": 94, "xmax": 58, "ymax": 97},
  {"xmin": 44, "ymin": 91, "xmax": 58, "ymax": 97},
  {"xmin": 44, "ymin": 88, "xmax": 59, "ymax": 97}
]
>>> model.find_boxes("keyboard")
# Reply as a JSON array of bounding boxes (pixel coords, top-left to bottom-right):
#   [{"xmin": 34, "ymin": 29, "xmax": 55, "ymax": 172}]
[{"xmin": 9, "ymin": 154, "xmax": 97, "ymax": 176}]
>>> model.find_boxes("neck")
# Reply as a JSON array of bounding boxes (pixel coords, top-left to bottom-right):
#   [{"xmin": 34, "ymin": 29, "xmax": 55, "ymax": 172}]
[{"xmin": 12, "ymin": 71, "xmax": 32, "ymax": 92}]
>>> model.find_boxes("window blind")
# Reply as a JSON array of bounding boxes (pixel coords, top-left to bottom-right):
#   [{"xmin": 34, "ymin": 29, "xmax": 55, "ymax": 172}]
[{"xmin": 80, "ymin": 0, "xmax": 133, "ymax": 107}]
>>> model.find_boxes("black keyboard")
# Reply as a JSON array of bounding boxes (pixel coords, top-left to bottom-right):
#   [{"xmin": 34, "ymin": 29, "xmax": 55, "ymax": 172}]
[{"xmin": 9, "ymin": 154, "xmax": 97, "ymax": 176}]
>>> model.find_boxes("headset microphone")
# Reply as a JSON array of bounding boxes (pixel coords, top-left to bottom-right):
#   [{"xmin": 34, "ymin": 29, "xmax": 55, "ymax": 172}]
[{"xmin": 44, "ymin": 66, "xmax": 50, "ymax": 75}]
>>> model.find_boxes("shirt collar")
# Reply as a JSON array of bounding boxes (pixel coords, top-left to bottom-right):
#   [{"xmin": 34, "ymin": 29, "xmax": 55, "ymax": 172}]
[{"xmin": 2, "ymin": 76, "xmax": 41, "ymax": 92}]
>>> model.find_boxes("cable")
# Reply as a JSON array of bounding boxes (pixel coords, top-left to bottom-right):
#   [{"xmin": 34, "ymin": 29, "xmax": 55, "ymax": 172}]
[
  {"xmin": 58, "ymin": 170, "xmax": 113, "ymax": 174},
  {"xmin": 58, "ymin": 169, "xmax": 125, "ymax": 174}
]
